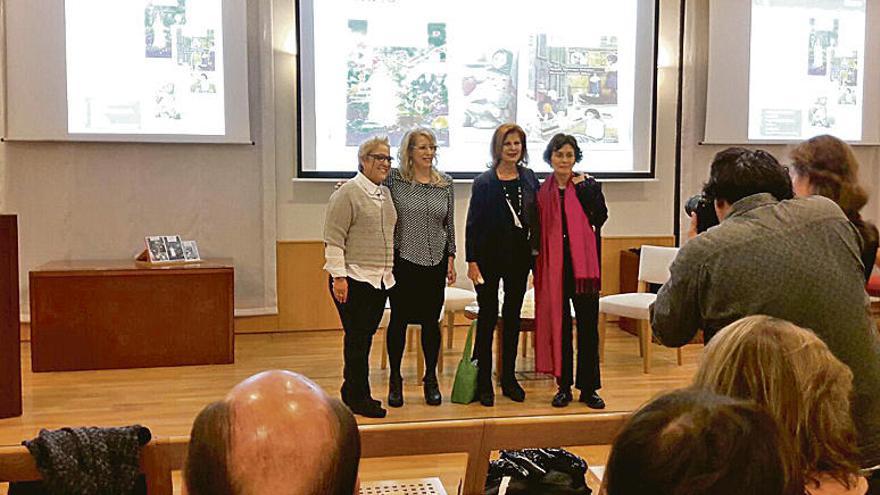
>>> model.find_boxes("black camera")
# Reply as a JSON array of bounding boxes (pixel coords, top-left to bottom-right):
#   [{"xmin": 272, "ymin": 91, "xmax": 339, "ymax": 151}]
[{"xmin": 685, "ymin": 194, "xmax": 720, "ymax": 233}]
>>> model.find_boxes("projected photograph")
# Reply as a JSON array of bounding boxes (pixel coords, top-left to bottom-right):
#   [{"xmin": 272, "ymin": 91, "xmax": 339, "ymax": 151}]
[
  {"xmin": 66, "ymin": 0, "xmax": 226, "ymax": 135},
  {"xmin": 460, "ymin": 48, "xmax": 517, "ymax": 129},
  {"xmin": 344, "ymin": 20, "xmax": 449, "ymax": 146},
  {"xmin": 144, "ymin": 1, "xmax": 186, "ymax": 58},
  {"xmin": 748, "ymin": 0, "xmax": 866, "ymax": 141},
  {"xmin": 304, "ymin": 0, "xmax": 654, "ymax": 175},
  {"xmin": 522, "ymin": 34, "xmax": 621, "ymax": 144}
]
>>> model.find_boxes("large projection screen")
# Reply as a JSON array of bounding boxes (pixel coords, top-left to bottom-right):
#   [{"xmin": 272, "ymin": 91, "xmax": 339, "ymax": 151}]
[
  {"xmin": 704, "ymin": 0, "xmax": 880, "ymax": 145},
  {"xmin": 297, "ymin": 0, "xmax": 658, "ymax": 179},
  {"xmin": 5, "ymin": 0, "xmax": 251, "ymax": 144}
]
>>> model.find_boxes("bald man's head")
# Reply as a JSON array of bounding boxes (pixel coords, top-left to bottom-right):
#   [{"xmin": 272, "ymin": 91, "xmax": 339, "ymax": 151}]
[{"xmin": 185, "ymin": 370, "xmax": 360, "ymax": 495}]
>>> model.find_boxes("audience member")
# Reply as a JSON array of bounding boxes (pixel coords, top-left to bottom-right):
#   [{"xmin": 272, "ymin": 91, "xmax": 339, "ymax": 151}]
[
  {"xmin": 650, "ymin": 147, "xmax": 880, "ymax": 470},
  {"xmin": 324, "ymin": 136, "xmax": 397, "ymax": 418},
  {"xmin": 604, "ymin": 388, "xmax": 802, "ymax": 495},
  {"xmin": 184, "ymin": 370, "xmax": 360, "ymax": 495},
  {"xmin": 693, "ymin": 315, "xmax": 868, "ymax": 495},
  {"xmin": 789, "ymin": 134, "xmax": 879, "ymax": 281}
]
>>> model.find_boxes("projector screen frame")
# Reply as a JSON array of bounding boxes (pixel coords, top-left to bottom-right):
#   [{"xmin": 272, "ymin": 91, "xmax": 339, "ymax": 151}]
[{"xmin": 294, "ymin": 0, "xmax": 664, "ymax": 181}]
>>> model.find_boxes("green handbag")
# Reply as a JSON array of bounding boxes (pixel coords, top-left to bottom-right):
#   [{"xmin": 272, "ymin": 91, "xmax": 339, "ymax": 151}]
[{"xmin": 451, "ymin": 321, "xmax": 479, "ymax": 404}]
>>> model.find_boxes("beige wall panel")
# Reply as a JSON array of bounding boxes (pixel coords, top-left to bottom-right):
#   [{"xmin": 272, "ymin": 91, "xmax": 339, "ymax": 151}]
[{"xmin": 277, "ymin": 241, "xmax": 341, "ymax": 331}]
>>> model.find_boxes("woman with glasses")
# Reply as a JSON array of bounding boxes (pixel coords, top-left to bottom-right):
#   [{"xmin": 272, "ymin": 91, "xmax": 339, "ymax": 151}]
[
  {"xmin": 466, "ymin": 123, "xmax": 540, "ymax": 406},
  {"xmin": 324, "ymin": 136, "xmax": 397, "ymax": 418},
  {"xmin": 383, "ymin": 128, "xmax": 456, "ymax": 407}
]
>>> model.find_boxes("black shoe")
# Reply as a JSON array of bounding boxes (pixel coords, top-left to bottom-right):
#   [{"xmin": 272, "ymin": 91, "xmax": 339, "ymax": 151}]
[
  {"xmin": 580, "ymin": 390, "xmax": 606, "ymax": 410},
  {"xmin": 501, "ymin": 380, "xmax": 526, "ymax": 402},
  {"xmin": 479, "ymin": 388, "xmax": 495, "ymax": 407},
  {"xmin": 423, "ymin": 376, "xmax": 442, "ymax": 406},
  {"xmin": 388, "ymin": 376, "xmax": 403, "ymax": 408},
  {"xmin": 346, "ymin": 398, "xmax": 387, "ymax": 418},
  {"xmin": 552, "ymin": 387, "xmax": 573, "ymax": 408}
]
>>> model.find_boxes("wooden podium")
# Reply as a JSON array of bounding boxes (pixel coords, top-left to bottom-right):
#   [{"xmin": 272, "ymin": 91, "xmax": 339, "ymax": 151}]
[
  {"xmin": 30, "ymin": 259, "xmax": 234, "ymax": 372},
  {"xmin": 0, "ymin": 215, "xmax": 22, "ymax": 418}
]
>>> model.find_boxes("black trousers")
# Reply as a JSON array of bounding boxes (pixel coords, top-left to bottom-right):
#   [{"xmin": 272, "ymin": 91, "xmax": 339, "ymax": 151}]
[
  {"xmin": 387, "ymin": 256, "xmax": 446, "ymax": 381},
  {"xmin": 473, "ymin": 260, "xmax": 530, "ymax": 389},
  {"xmin": 558, "ymin": 240, "xmax": 601, "ymax": 391},
  {"xmin": 329, "ymin": 277, "xmax": 388, "ymax": 402}
]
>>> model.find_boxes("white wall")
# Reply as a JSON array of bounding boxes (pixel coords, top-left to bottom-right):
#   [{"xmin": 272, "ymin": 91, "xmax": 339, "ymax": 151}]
[{"xmin": 1, "ymin": 1, "xmax": 278, "ymax": 316}]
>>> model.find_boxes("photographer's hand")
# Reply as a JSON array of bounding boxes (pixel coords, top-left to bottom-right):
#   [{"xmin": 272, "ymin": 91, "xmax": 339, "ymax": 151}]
[{"xmin": 688, "ymin": 213, "xmax": 699, "ymax": 240}]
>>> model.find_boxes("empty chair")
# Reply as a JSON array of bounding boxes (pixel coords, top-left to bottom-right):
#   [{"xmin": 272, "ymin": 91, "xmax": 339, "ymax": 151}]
[{"xmin": 598, "ymin": 245, "xmax": 681, "ymax": 373}]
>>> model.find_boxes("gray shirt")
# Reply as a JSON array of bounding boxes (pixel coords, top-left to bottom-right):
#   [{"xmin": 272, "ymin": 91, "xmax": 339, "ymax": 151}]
[
  {"xmin": 652, "ymin": 193, "xmax": 880, "ymax": 467},
  {"xmin": 323, "ymin": 173, "xmax": 397, "ymax": 289}
]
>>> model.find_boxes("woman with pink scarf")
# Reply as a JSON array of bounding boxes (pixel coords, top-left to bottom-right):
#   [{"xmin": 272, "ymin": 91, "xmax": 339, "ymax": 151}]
[{"xmin": 534, "ymin": 134, "xmax": 608, "ymax": 409}]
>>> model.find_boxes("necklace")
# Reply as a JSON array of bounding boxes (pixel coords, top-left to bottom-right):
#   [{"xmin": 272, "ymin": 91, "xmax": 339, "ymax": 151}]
[{"xmin": 503, "ymin": 179, "xmax": 523, "ymax": 218}]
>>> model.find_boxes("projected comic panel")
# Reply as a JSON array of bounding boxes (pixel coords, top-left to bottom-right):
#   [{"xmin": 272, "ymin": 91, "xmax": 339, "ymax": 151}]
[
  {"xmin": 65, "ymin": 0, "xmax": 226, "ymax": 135},
  {"xmin": 748, "ymin": 0, "xmax": 866, "ymax": 141},
  {"xmin": 298, "ymin": 0, "xmax": 657, "ymax": 177}
]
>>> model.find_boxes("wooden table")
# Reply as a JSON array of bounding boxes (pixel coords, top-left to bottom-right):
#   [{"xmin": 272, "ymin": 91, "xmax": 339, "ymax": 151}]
[{"xmin": 29, "ymin": 259, "xmax": 234, "ymax": 372}]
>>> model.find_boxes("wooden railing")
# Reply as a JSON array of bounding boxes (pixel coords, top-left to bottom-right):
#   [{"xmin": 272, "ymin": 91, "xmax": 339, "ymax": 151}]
[{"xmin": 0, "ymin": 412, "xmax": 629, "ymax": 495}]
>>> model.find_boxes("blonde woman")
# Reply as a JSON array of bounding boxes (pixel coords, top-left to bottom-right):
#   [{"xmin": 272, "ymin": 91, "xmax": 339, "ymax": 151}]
[
  {"xmin": 384, "ymin": 128, "xmax": 455, "ymax": 407},
  {"xmin": 693, "ymin": 315, "xmax": 870, "ymax": 495}
]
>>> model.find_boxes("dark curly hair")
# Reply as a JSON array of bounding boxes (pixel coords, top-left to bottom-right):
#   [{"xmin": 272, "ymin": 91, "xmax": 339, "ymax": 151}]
[
  {"xmin": 702, "ymin": 148, "xmax": 793, "ymax": 205},
  {"xmin": 543, "ymin": 133, "xmax": 583, "ymax": 164}
]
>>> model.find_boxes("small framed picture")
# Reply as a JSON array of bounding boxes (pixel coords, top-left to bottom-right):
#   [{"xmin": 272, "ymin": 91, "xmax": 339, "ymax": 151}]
[
  {"xmin": 183, "ymin": 240, "xmax": 201, "ymax": 261},
  {"xmin": 146, "ymin": 236, "xmax": 169, "ymax": 262},
  {"xmin": 164, "ymin": 235, "xmax": 185, "ymax": 261}
]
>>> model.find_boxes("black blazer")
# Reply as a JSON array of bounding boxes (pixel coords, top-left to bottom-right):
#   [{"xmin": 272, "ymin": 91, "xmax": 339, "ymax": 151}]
[{"xmin": 465, "ymin": 166, "xmax": 541, "ymax": 270}]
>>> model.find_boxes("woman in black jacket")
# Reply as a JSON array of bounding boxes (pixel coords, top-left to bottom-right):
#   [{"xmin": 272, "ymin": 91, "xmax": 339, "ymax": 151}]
[
  {"xmin": 465, "ymin": 123, "xmax": 540, "ymax": 406},
  {"xmin": 534, "ymin": 134, "xmax": 608, "ymax": 409}
]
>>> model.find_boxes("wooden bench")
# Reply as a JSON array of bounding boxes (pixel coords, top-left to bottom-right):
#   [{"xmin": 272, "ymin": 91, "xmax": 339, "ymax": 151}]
[{"xmin": 0, "ymin": 412, "xmax": 629, "ymax": 495}]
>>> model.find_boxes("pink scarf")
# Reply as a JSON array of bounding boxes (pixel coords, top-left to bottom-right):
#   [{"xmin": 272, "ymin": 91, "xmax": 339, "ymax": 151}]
[{"xmin": 534, "ymin": 176, "xmax": 600, "ymax": 378}]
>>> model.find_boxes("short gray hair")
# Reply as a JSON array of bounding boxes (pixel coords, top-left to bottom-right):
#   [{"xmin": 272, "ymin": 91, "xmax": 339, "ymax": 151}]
[{"xmin": 357, "ymin": 136, "xmax": 390, "ymax": 172}]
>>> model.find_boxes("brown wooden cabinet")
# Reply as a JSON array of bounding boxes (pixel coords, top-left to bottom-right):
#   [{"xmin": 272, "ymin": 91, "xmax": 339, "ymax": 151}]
[
  {"xmin": 29, "ymin": 259, "xmax": 234, "ymax": 371},
  {"xmin": 0, "ymin": 215, "xmax": 22, "ymax": 418}
]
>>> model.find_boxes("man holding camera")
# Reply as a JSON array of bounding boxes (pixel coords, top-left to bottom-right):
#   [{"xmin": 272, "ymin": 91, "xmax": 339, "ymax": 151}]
[{"xmin": 651, "ymin": 147, "xmax": 880, "ymax": 476}]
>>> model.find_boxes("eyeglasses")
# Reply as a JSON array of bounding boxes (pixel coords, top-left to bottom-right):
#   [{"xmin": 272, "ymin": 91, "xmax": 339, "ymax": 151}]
[
  {"xmin": 368, "ymin": 154, "xmax": 394, "ymax": 163},
  {"xmin": 414, "ymin": 145, "xmax": 438, "ymax": 152}
]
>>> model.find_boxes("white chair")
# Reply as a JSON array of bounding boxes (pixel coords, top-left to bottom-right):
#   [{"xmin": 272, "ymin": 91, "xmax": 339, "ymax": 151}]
[
  {"xmin": 443, "ymin": 287, "xmax": 478, "ymax": 350},
  {"xmin": 598, "ymin": 245, "xmax": 681, "ymax": 374}
]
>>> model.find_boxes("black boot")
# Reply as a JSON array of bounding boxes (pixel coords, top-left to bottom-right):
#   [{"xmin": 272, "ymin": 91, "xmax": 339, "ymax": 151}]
[
  {"xmin": 552, "ymin": 387, "xmax": 573, "ymax": 408},
  {"xmin": 580, "ymin": 390, "xmax": 606, "ymax": 410},
  {"xmin": 423, "ymin": 375, "xmax": 441, "ymax": 406},
  {"xmin": 388, "ymin": 375, "xmax": 403, "ymax": 408},
  {"xmin": 501, "ymin": 379, "xmax": 526, "ymax": 402}
]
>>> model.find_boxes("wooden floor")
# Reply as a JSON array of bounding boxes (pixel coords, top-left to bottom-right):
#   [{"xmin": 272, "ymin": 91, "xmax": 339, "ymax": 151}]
[{"xmin": 0, "ymin": 322, "xmax": 700, "ymax": 494}]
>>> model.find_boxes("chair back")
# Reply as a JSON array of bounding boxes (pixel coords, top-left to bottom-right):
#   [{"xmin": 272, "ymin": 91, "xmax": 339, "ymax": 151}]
[{"xmin": 637, "ymin": 245, "xmax": 679, "ymax": 285}]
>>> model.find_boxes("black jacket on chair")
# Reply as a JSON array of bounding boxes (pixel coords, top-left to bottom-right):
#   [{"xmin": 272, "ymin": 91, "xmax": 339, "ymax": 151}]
[{"xmin": 465, "ymin": 166, "xmax": 541, "ymax": 272}]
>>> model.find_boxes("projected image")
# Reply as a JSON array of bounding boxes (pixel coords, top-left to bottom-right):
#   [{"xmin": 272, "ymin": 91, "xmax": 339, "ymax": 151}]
[
  {"xmin": 344, "ymin": 20, "xmax": 449, "ymax": 146},
  {"xmin": 304, "ymin": 0, "xmax": 654, "ymax": 175},
  {"xmin": 748, "ymin": 0, "xmax": 865, "ymax": 141},
  {"xmin": 521, "ymin": 34, "xmax": 621, "ymax": 145},
  {"xmin": 66, "ymin": 0, "xmax": 226, "ymax": 135},
  {"xmin": 145, "ymin": 1, "xmax": 185, "ymax": 58},
  {"xmin": 460, "ymin": 48, "xmax": 517, "ymax": 129}
]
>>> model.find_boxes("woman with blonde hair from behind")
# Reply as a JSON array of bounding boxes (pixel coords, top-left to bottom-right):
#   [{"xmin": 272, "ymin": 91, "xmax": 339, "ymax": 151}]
[{"xmin": 693, "ymin": 315, "xmax": 869, "ymax": 495}]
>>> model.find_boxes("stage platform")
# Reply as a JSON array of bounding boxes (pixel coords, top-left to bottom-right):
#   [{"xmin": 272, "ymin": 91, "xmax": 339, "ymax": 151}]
[{"xmin": 0, "ymin": 322, "xmax": 699, "ymax": 445}]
